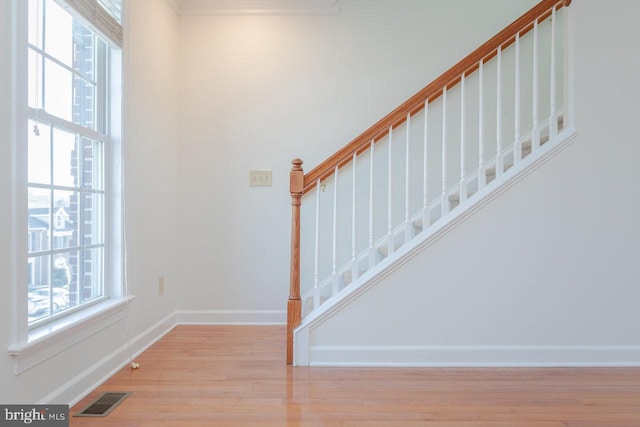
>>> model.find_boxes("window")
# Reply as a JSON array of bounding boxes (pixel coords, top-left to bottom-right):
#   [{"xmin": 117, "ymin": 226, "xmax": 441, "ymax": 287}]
[{"xmin": 24, "ymin": 0, "xmax": 122, "ymax": 330}]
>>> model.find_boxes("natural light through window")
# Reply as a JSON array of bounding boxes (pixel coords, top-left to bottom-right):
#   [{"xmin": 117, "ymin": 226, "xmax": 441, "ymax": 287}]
[{"xmin": 26, "ymin": 0, "xmax": 119, "ymax": 329}]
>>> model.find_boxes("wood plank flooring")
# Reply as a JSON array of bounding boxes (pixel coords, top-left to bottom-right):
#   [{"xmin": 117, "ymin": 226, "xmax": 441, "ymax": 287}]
[{"xmin": 70, "ymin": 325, "xmax": 640, "ymax": 426}]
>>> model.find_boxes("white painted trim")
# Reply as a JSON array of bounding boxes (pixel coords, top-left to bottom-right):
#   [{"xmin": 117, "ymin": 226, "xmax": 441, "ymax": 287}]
[
  {"xmin": 308, "ymin": 345, "xmax": 640, "ymax": 367},
  {"xmin": 8, "ymin": 296, "xmax": 136, "ymax": 375},
  {"xmin": 175, "ymin": 309, "xmax": 286, "ymax": 325},
  {"xmin": 34, "ymin": 305, "xmax": 640, "ymax": 406},
  {"xmin": 294, "ymin": 324, "xmax": 310, "ymax": 366},
  {"xmin": 302, "ymin": 129, "xmax": 577, "ymax": 329},
  {"xmin": 27, "ymin": 107, "xmax": 109, "ymax": 143},
  {"xmin": 12, "ymin": 0, "xmax": 29, "ymax": 363},
  {"xmin": 37, "ymin": 309, "xmax": 286, "ymax": 405},
  {"xmin": 39, "ymin": 311, "xmax": 176, "ymax": 406},
  {"xmin": 10, "ymin": 0, "xmax": 126, "ymax": 374},
  {"xmin": 294, "ymin": 129, "xmax": 578, "ymax": 365},
  {"xmin": 564, "ymin": 5, "xmax": 576, "ymax": 129}
]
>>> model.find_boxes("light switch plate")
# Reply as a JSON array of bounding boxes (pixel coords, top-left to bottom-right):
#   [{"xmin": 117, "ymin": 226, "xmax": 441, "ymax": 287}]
[{"xmin": 249, "ymin": 169, "xmax": 272, "ymax": 187}]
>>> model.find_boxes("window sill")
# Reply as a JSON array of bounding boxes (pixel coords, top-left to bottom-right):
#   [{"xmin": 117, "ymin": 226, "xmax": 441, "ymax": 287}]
[{"xmin": 8, "ymin": 295, "xmax": 136, "ymax": 375}]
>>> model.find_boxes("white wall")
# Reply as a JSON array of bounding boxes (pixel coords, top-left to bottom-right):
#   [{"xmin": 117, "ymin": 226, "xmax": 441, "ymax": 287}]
[
  {"xmin": 306, "ymin": 0, "xmax": 640, "ymax": 365},
  {"xmin": 0, "ymin": 0, "xmax": 180, "ymax": 404},
  {"xmin": 175, "ymin": 0, "xmax": 538, "ymax": 314},
  {"xmin": 121, "ymin": 0, "xmax": 180, "ymax": 335},
  {"xmin": 0, "ymin": 0, "xmax": 17, "ymax": 402}
]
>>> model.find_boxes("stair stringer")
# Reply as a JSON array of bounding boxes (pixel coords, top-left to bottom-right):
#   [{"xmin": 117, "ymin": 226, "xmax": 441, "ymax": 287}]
[{"xmin": 293, "ymin": 127, "xmax": 577, "ymax": 366}]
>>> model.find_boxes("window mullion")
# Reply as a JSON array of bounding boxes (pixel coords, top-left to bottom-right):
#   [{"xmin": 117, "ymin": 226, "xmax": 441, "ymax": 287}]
[
  {"xmin": 28, "ymin": 44, "xmax": 99, "ymax": 87},
  {"xmin": 77, "ymin": 132, "xmax": 84, "ymax": 306},
  {"xmin": 40, "ymin": 0, "xmax": 46, "ymax": 111},
  {"xmin": 96, "ymin": 41, "xmax": 105, "ymax": 133},
  {"xmin": 27, "ymin": 107, "xmax": 109, "ymax": 143},
  {"xmin": 48, "ymin": 124, "xmax": 54, "ymax": 254},
  {"xmin": 29, "ymin": 243, "xmax": 105, "ymax": 258}
]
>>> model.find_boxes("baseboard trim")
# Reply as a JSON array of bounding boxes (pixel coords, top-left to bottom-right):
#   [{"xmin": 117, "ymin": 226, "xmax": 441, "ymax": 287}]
[
  {"xmin": 41, "ymin": 309, "xmax": 286, "ymax": 405},
  {"xmin": 40, "ymin": 312, "xmax": 177, "ymax": 406},
  {"xmin": 175, "ymin": 309, "xmax": 286, "ymax": 325},
  {"xmin": 39, "ymin": 310, "xmax": 640, "ymax": 406},
  {"xmin": 309, "ymin": 344, "xmax": 640, "ymax": 367}
]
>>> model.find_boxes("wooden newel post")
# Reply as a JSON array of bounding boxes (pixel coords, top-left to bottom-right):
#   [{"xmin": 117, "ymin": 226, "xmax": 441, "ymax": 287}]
[{"xmin": 287, "ymin": 158, "xmax": 304, "ymax": 365}]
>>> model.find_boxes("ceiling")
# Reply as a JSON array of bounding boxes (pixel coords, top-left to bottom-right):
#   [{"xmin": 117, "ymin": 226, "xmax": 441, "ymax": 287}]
[{"xmin": 165, "ymin": 0, "xmax": 340, "ymax": 15}]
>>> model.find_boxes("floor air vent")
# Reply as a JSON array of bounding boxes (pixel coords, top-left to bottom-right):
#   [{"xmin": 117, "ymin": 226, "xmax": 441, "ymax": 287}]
[{"xmin": 74, "ymin": 392, "xmax": 131, "ymax": 417}]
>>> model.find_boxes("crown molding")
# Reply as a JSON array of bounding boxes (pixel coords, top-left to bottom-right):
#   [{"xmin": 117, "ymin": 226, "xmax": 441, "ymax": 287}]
[{"xmin": 172, "ymin": 0, "xmax": 339, "ymax": 16}]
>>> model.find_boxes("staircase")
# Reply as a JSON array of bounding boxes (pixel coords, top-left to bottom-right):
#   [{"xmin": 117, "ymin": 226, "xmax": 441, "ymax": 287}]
[{"xmin": 287, "ymin": 0, "xmax": 575, "ymax": 365}]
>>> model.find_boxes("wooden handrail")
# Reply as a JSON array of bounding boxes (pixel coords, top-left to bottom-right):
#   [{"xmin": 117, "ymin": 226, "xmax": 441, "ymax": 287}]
[{"xmin": 302, "ymin": 0, "xmax": 571, "ymax": 194}]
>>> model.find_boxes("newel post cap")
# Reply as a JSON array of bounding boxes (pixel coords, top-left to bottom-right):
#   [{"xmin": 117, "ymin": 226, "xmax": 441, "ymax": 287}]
[
  {"xmin": 290, "ymin": 158, "xmax": 304, "ymax": 195},
  {"xmin": 291, "ymin": 158, "xmax": 303, "ymax": 170}
]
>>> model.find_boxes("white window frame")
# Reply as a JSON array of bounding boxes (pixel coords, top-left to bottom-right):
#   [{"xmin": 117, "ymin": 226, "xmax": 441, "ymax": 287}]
[{"xmin": 8, "ymin": 0, "xmax": 129, "ymax": 375}]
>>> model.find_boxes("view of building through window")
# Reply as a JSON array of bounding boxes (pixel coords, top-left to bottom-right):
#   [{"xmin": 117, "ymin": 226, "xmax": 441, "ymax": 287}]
[{"xmin": 27, "ymin": 0, "xmax": 111, "ymax": 325}]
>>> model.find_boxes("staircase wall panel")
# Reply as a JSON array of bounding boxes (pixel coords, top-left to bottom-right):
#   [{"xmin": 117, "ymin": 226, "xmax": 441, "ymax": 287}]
[{"xmin": 301, "ymin": 0, "xmax": 640, "ymax": 365}]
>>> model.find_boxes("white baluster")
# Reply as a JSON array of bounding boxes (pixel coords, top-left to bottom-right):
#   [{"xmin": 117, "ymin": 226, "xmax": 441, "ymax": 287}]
[
  {"xmin": 387, "ymin": 126, "xmax": 394, "ymax": 256},
  {"xmin": 478, "ymin": 61, "xmax": 486, "ymax": 190},
  {"xmin": 405, "ymin": 113, "xmax": 411, "ymax": 242},
  {"xmin": 532, "ymin": 19, "xmax": 540, "ymax": 151},
  {"xmin": 313, "ymin": 179, "xmax": 320, "ymax": 309},
  {"xmin": 332, "ymin": 166, "xmax": 338, "ymax": 295},
  {"xmin": 460, "ymin": 72, "xmax": 467, "ymax": 203},
  {"xmin": 514, "ymin": 33, "xmax": 521, "ymax": 164},
  {"xmin": 441, "ymin": 87, "xmax": 448, "ymax": 216},
  {"xmin": 549, "ymin": 5, "xmax": 557, "ymax": 138},
  {"xmin": 351, "ymin": 151, "xmax": 358, "ymax": 282},
  {"xmin": 368, "ymin": 139, "xmax": 375, "ymax": 268},
  {"xmin": 423, "ymin": 99, "xmax": 429, "ymax": 229},
  {"xmin": 496, "ymin": 46, "xmax": 504, "ymax": 176}
]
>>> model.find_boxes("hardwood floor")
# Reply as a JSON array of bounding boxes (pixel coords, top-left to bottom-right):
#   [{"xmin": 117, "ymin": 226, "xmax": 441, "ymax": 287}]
[{"xmin": 70, "ymin": 325, "xmax": 640, "ymax": 426}]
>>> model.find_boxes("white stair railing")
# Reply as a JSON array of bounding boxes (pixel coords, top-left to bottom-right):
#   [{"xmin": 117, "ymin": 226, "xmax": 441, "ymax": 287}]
[{"xmin": 287, "ymin": 0, "xmax": 573, "ymax": 364}]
